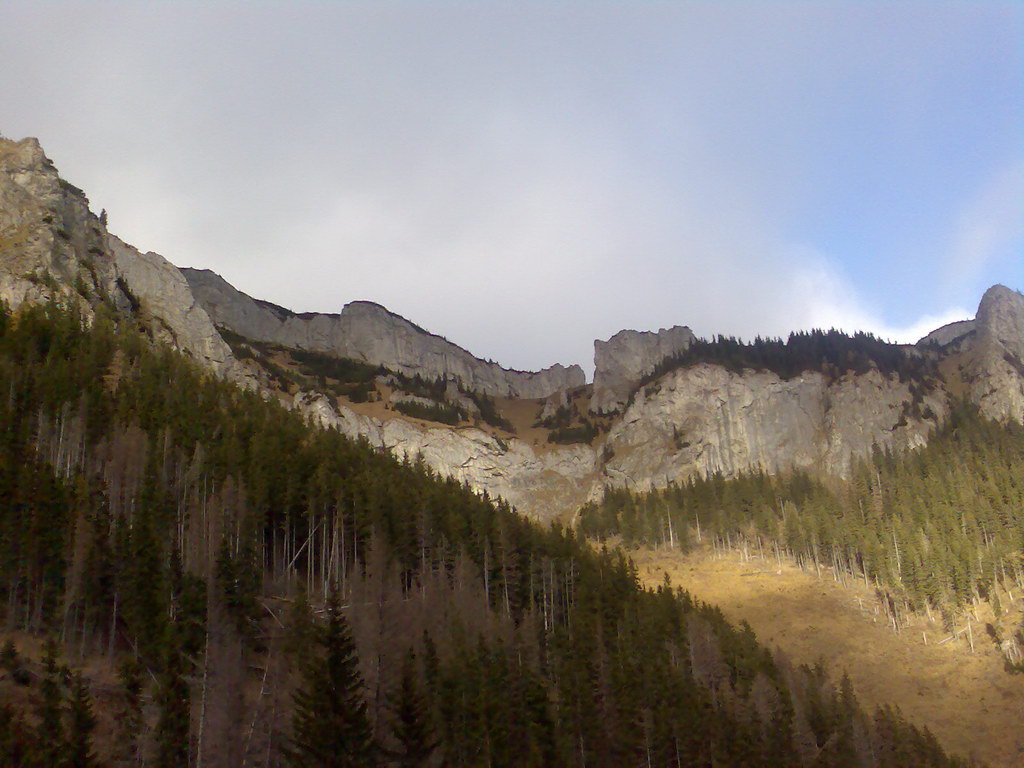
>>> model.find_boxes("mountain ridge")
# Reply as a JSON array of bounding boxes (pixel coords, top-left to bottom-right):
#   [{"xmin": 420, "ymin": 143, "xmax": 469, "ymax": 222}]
[{"xmin": 2, "ymin": 134, "xmax": 1022, "ymax": 522}]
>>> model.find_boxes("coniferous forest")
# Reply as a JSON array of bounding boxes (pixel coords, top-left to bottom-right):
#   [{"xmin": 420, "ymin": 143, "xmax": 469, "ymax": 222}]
[{"xmin": 0, "ymin": 300, "xmax": 970, "ymax": 766}]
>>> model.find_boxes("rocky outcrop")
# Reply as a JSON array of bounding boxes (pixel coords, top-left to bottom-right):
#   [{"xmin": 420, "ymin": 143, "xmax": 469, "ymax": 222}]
[
  {"xmin": 918, "ymin": 319, "xmax": 975, "ymax": 349},
  {"xmin": 964, "ymin": 285, "xmax": 1024, "ymax": 422},
  {"xmin": 0, "ymin": 136, "xmax": 252, "ymax": 386},
  {"xmin": 294, "ymin": 392, "xmax": 600, "ymax": 520},
  {"xmin": 590, "ymin": 326, "xmax": 695, "ymax": 413},
  {"xmin": 600, "ymin": 364, "xmax": 945, "ymax": 492},
  {"xmin": 0, "ymin": 137, "xmax": 125, "ymax": 312},
  {"xmin": 108, "ymin": 236, "xmax": 251, "ymax": 382},
  {"xmin": 183, "ymin": 268, "xmax": 584, "ymax": 399}
]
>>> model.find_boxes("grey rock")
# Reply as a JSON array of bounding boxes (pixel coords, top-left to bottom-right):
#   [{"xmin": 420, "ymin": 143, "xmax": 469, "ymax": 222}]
[
  {"xmin": 539, "ymin": 388, "xmax": 570, "ymax": 422},
  {"xmin": 600, "ymin": 364, "xmax": 945, "ymax": 493},
  {"xmin": 0, "ymin": 136, "xmax": 252, "ymax": 387},
  {"xmin": 0, "ymin": 137, "xmax": 121, "ymax": 312},
  {"xmin": 183, "ymin": 267, "xmax": 584, "ymax": 398},
  {"xmin": 590, "ymin": 325, "xmax": 695, "ymax": 413},
  {"xmin": 964, "ymin": 285, "xmax": 1024, "ymax": 422},
  {"xmin": 293, "ymin": 391, "xmax": 599, "ymax": 520},
  {"xmin": 108, "ymin": 235, "xmax": 252, "ymax": 384},
  {"xmin": 917, "ymin": 319, "xmax": 975, "ymax": 348}
]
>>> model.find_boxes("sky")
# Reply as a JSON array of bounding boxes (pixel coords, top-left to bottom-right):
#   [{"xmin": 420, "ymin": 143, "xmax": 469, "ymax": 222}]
[{"xmin": 1, "ymin": 2, "xmax": 1021, "ymax": 376}]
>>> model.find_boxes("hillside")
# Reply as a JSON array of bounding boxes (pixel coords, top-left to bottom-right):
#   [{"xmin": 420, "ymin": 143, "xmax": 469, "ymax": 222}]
[
  {"xmin": 0, "ymin": 300, "xmax": 969, "ymax": 766},
  {"xmin": 633, "ymin": 546, "xmax": 1024, "ymax": 767}
]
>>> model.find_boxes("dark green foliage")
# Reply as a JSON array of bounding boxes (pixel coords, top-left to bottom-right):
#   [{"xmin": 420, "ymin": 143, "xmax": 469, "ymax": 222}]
[
  {"xmin": 115, "ymin": 276, "xmax": 140, "ymax": 314},
  {"xmin": 114, "ymin": 656, "xmax": 144, "ymax": 765},
  {"xmin": 288, "ymin": 348, "xmax": 381, "ymax": 401},
  {"xmin": 391, "ymin": 373, "xmax": 447, "ymax": 402},
  {"xmin": 393, "ymin": 399, "xmax": 465, "ymax": 425},
  {"xmin": 286, "ymin": 591, "xmax": 375, "ymax": 767},
  {"xmin": 547, "ymin": 420, "xmax": 598, "ymax": 445},
  {"xmin": 537, "ymin": 404, "xmax": 600, "ymax": 444},
  {"xmin": 289, "ymin": 348, "xmax": 380, "ymax": 386},
  {"xmin": 65, "ymin": 672, "xmax": 97, "ymax": 768},
  {"xmin": 35, "ymin": 638, "xmax": 66, "ymax": 765},
  {"xmin": 386, "ymin": 649, "xmax": 436, "ymax": 767},
  {"xmin": 0, "ymin": 704, "xmax": 32, "ymax": 767},
  {"xmin": 0, "ymin": 641, "xmax": 29, "ymax": 685},
  {"xmin": 216, "ymin": 536, "xmax": 262, "ymax": 641},
  {"xmin": 460, "ymin": 387, "xmax": 515, "ymax": 432},
  {"xmin": 154, "ymin": 638, "xmax": 190, "ymax": 768},
  {"xmin": 639, "ymin": 328, "xmax": 938, "ymax": 394}
]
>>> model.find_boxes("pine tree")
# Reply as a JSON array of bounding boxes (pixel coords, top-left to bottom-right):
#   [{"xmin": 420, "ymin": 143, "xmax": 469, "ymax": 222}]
[
  {"xmin": 65, "ymin": 672, "xmax": 97, "ymax": 768},
  {"xmin": 286, "ymin": 590, "xmax": 375, "ymax": 767},
  {"xmin": 154, "ymin": 637, "xmax": 191, "ymax": 768},
  {"xmin": 114, "ymin": 656, "xmax": 145, "ymax": 766},
  {"xmin": 35, "ymin": 638, "xmax": 66, "ymax": 766},
  {"xmin": 387, "ymin": 648, "xmax": 437, "ymax": 768}
]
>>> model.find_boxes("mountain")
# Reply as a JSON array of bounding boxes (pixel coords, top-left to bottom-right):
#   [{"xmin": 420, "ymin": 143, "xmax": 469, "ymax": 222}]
[
  {"xmin": 0, "ymin": 136, "xmax": 972, "ymax": 766},
  {"xmin": 181, "ymin": 267, "xmax": 585, "ymax": 399},
  {"xmin": 2, "ymin": 134, "xmax": 1023, "ymax": 527}
]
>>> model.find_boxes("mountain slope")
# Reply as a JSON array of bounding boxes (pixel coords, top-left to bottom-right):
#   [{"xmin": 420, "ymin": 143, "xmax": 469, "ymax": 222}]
[{"xmin": 0, "ymin": 299, "xmax": 971, "ymax": 767}]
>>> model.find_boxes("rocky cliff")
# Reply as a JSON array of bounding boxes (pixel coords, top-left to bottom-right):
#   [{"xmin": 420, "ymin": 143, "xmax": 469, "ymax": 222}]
[
  {"xmin": 0, "ymin": 137, "xmax": 250, "ymax": 384},
  {"xmin": 590, "ymin": 325, "xmax": 695, "ymax": 413},
  {"xmin": 294, "ymin": 391, "xmax": 600, "ymax": 519},
  {"xmin": 0, "ymin": 137, "xmax": 122, "ymax": 312},
  {"xmin": 963, "ymin": 284, "xmax": 1024, "ymax": 423},
  {"xmin": 182, "ymin": 267, "xmax": 584, "ymax": 399},
  {"xmin": 600, "ymin": 364, "xmax": 945, "ymax": 491}
]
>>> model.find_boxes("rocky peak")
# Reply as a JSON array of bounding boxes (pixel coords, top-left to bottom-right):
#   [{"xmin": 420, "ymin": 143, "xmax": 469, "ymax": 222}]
[
  {"xmin": 975, "ymin": 284, "xmax": 1024, "ymax": 356},
  {"xmin": 0, "ymin": 136, "xmax": 250, "ymax": 385},
  {"xmin": 0, "ymin": 136, "xmax": 124, "ymax": 313},
  {"xmin": 964, "ymin": 284, "xmax": 1024, "ymax": 422},
  {"xmin": 590, "ymin": 325, "xmax": 695, "ymax": 414}
]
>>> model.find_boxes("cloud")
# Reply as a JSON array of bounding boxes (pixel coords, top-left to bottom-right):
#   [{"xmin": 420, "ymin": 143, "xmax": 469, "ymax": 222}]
[
  {"xmin": 0, "ymin": 3, "xmax": 1015, "ymax": 376},
  {"xmin": 944, "ymin": 158, "xmax": 1024, "ymax": 291},
  {"xmin": 785, "ymin": 254, "xmax": 971, "ymax": 344}
]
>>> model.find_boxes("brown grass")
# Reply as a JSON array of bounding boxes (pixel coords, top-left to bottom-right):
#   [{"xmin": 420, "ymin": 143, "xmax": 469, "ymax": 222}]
[{"xmin": 632, "ymin": 545, "xmax": 1024, "ymax": 768}]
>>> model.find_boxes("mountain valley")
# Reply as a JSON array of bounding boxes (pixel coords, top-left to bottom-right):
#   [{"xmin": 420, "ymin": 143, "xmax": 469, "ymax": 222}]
[{"xmin": 1, "ymin": 134, "xmax": 1022, "ymax": 766}]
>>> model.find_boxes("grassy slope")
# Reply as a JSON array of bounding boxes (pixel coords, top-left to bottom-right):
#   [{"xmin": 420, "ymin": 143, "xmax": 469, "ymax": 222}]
[{"xmin": 634, "ymin": 546, "xmax": 1024, "ymax": 768}]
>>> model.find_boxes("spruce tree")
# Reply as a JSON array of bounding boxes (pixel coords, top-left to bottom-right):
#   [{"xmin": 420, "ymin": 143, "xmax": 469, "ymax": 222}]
[
  {"xmin": 35, "ymin": 638, "xmax": 65, "ymax": 766},
  {"xmin": 65, "ymin": 672, "xmax": 97, "ymax": 768},
  {"xmin": 387, "ymin": 648, "xmax": 436, "ymax": 768},
  {"xmin": 154, "ymin": 638, "xmax": 191, "ymax": 768},
  {"xmin": 114, "ymin": 656, "xmax": 145, "ymax": 766},
  {"xmin": 286, "ymin": 590, "xmax": 375, "ymax": 767}
]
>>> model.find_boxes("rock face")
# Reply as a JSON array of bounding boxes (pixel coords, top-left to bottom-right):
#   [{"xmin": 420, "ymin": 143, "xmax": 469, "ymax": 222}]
[
  {"xmin": 964, "ymin": 285, "xmax": 1024, "ymax": 422},
  {"xmin": 0, "ymin": 137, "xmax": 123, "ymax": 312},
  {"xmin": 590, "ymin": 326, "xmax": 695, "ymax": 413},
  {"xmin": 183, "ymin": 268, "xmax": 584, "ymax": 399},
  {"xmin": 108, "ymin": 236, "xmax": 248, "ymax": 382},
  {"xmin": 295, "ymin": 392, "xmax": 600, "ymax": 519},
  {"xmin": 601, "ymin": 364, "xmax": 945, "ymax": 491},
  {"xmin": 918, "ymin": 319, "xmax": 975, "ymax": 348}
]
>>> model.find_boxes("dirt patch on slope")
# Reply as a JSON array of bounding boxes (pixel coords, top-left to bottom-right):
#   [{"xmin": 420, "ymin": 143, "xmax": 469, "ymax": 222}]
[{"xmin": 633, "ymin": 546, "xmax": 1024, "ymax": 767}]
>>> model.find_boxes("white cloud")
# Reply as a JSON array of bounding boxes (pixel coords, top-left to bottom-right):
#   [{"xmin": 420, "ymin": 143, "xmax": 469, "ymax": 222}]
[
  {"xmin": 786, "ymin": 254, "xmax": 971, "ymax": 344},
  {"xmin": 945, "ymin": 158, "xmax": 1024, "ymax": 290}
]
